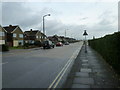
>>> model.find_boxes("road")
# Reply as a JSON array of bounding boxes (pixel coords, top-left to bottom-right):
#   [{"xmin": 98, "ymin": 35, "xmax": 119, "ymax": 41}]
[{"xmin": 2, "ymin": 42, "xmax": 83, "ymax": 88}]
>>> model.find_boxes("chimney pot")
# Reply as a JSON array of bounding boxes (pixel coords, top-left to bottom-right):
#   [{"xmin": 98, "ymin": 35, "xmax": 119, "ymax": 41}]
[
  {"xmin": 30, "ymin": 29, "xmax": 32, "ymax": 31},
  {"xmin": 9, "ymin": 25, "xmax": 12, "ymax": 27}
]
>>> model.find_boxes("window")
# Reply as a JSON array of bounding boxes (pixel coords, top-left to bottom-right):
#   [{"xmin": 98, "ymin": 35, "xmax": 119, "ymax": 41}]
[
  {"xmin": 19, "ymin": 34, "xmax": 23, "ymax": 38},
  {"xmin": 36, "ymin": 36, "xmax": 39, "ymax": 38},
  {"xmin": 18, "ymin": 40, "xmax": 23, "ymax": 45},
  {"xmin": 0, "ymin": 32, "xmax": 5, "ymax": 36},
  {"xmin": 0, "ymin": 40, "xmax": 5, "ymax": 44},
  {"xmin": 13, "ymin": 33, "xmax": 16, "ymax": 37}
]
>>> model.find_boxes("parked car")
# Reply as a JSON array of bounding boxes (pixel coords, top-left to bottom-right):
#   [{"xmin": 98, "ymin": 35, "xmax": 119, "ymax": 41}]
[
  {"xmin": 56, "ymin": 42, "xmax": 63, "ymax": 46},
  {"xmin": 64, "ymin": 42, "xmax": 69, "ymax": 45},
  {"xmin": 43, "ymin": 40, "xmax": 55, "ymax": 49}
]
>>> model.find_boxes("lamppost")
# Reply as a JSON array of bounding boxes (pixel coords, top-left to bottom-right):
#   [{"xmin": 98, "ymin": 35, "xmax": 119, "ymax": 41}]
[
  {"xmin": 83, "ymin": 30, "xmax": 88, "ymax": 53},
  {"xmin": 65, "ymin": 29, "xmax": 68, "ymax": 37},
  {"xmin": 43, "ymin": 14, "xmax": 51, "ymax": 40}
]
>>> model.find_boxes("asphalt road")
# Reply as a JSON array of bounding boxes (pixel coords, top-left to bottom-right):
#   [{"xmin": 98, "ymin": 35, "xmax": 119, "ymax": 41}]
[{"xmin": 2, "ymin": 42, "xmax": 83, "ymax": 88}]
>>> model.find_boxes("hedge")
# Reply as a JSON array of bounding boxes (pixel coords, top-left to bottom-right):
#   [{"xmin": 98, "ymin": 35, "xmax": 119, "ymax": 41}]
[
  {"xmin": 1, "ymin": 44, "xmax": 9, "ymax": 51},
  {"xmin": 88, "ymin": 32, "xmax": 120, "ymax": 74}
]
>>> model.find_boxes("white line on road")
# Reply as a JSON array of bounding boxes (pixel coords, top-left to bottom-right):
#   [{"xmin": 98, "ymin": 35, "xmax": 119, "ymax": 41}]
[
  {"xmin": 48, "ymin": 55, "xmax": 72, "ymax": 89},
  {"xmin": 48, "ymin": 42, "xmax": 83, "ymax": 89},
  {"xmin": 0, "ymin": 62, "xmax": 8, "ymax": 65}
]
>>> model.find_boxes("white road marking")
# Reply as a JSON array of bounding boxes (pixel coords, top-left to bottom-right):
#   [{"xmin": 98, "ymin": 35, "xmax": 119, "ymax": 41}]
[
  {"xmin": 48, "ymin": 42, "xmax": 83, "ymax": 89},
  {"xmin": 0, "ymin": 62, "xmax": 8, "ymax": 65},
  {"xmin": 48, "ymin": 56, "xmax": 72, "ymax": 89}
]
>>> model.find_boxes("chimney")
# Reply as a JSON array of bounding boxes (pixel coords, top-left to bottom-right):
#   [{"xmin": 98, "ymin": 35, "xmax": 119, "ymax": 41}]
[{"xmin": 9, "ymin": 25, "xmax": 12, "ymax": 27}]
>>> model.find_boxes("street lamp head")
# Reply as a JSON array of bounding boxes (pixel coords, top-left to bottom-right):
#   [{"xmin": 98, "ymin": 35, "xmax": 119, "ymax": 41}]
[{"xmin": 48, "ymin": 14, "xmax": 51, "ymax": 16}]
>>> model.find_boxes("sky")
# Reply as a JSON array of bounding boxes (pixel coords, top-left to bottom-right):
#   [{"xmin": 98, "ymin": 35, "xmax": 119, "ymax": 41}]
[{"xmin": 1, "ymin": 0, "xmax": 119, "ymax": 40}]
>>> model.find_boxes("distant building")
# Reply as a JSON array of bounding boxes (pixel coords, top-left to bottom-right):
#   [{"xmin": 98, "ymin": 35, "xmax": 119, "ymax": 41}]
[
  {"xmin": 48, "ymin": 35, "xmax": 77, "ymax": 44},
  {"xmin": 3, "ymin": 25, "xmax": 24, "ymax": 47},
  {"xmin": 0, "ymin": 25, "xmax": 7, "ymax": 45},
  {"xmin": 48, "ymin": 35, "xmax": 62, "ymax": 44}
]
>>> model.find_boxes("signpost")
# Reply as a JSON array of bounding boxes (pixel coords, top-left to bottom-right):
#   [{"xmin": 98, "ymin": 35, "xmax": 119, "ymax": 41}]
[{"xmin": 83, "ymin": 30, "xmax": 88, "ymax": 53}]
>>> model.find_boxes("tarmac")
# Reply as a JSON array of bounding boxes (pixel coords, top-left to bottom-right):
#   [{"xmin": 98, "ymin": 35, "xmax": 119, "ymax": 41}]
[{"xmin": 63, "ymin": 45, "xmax": 120, "ymax": 88}]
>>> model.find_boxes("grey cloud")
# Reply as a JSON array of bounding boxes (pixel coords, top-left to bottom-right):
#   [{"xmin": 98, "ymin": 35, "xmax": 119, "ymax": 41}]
[
  {"xmin": 2, "ymin": 2, "xmax": 117, "ymax": 40},
  {"xmin": 79, "ymin": 17, "xmax": 88, "ymax": 20},
  {"xmin": 2, "ymin": 2, "xmax": 30, "ymax": 24},
  {"xmin": 44, "ymin": 19, "xmax": 86, "ymax": 39},
  {"xmin": 98, "ymin": 10, "xmax": 117, "ymax": 26},
  {"xmin": 2, "ymin": 2, "xmax": 49, "ymax": 30},
  {"xmin": 88, "ymin": 20, "xmax": 117, "ymax": 39}
]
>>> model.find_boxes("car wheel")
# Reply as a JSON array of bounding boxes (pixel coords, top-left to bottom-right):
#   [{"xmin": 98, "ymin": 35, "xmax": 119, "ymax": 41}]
[
  {"xmin": 43, "ymin": 47, "xmax": 45, "ymax": 49},
  {"xmin": 53, "ymin": 46, "xmax": 54, "ymax": 48}
]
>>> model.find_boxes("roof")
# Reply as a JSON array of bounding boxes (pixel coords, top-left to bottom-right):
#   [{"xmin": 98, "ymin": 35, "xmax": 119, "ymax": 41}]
[
  {"xmin": 24, "ymin": 30, "xmax": 39, "ymax": 36},
  {"xmin": 0, "ymin": 25, "xmax": 7, "ymax": 32},
  {"xmin": 3, "ymin": 25, "xmax": 18, "ymax": 33},
  {"xmin": 41, "ymin": 32, "xmax": 47, "ymax": 37}
]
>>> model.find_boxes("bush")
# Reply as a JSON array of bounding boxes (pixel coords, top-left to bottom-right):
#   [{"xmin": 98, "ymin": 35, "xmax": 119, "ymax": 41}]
[
  {"xmin": 34, "ymin": 41, "xmax": 42, "ymax": 47},
  {"xmin": 2, "ymin": 44, "xmax": 9, "ymax": 51},
  {"xmin": 88, "ymin": 32, "xmax": 120, "ymax": 74},
  {"xmin": 23, "ymin": 43, "xmax": 29, "ymax": 48}
]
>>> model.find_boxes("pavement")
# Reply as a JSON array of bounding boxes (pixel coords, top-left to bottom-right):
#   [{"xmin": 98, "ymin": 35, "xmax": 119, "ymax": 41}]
[{"xmin": 63, "ymin": 44, "xmax": 120, "ymax": 88}]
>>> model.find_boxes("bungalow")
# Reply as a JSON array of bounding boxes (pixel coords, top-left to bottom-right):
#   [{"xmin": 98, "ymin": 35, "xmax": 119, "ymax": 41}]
[
  {"xmin": 3, "ymin": 25, "xmax": 24, "ymax": 47},
  {"xmin": 24, "ymin": 29, "xmax": 47, "ymax": 44},
  {"xmin": 0, "ymin": 25, "xmax": 7, "ymax": 45}
]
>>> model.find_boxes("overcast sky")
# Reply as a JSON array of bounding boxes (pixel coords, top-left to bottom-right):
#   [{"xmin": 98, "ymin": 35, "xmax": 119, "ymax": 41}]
[{"xmin": 1, "ymin": 0, "xmax": 119, "ymax": 40}]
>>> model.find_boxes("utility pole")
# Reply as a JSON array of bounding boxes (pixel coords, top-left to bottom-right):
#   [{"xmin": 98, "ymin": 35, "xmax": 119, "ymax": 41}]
[{"xmin": 65, "ymin": 30, "xmax": 66, "ymax": 37}]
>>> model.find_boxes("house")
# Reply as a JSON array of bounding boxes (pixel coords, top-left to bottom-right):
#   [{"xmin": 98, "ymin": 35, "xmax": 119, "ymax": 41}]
[
  {"xmin": 48, "ymin": 35, "xmax": 63, "ymax": 44},
  {"xmin": 48, "ymin": 35, "xmax": 77, "ymax": 44},
  {"xmin": 24, "ymin": 29, "xmax": 47, "ymax": 44},
  {"xmin": 0, "ymin": 25, "xmax": 7, "ymax": 45},
  {"xmin": 3, "ymin": 25, "xmax": 24, "ymax": 47}
]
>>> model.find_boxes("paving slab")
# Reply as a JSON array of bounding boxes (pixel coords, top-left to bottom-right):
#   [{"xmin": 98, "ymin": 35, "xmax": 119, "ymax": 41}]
[
  {"xmin": 80, "ymin": 68, "xmax": 92, "ymax": 73},
  {"xmin": 82, "ymin": 60, "xmax": 88, "ymax": 63},
  {"xmin": 81, "ymin": 64, "xmax": 90, "ymax": 68},
  {"xmin": 73, "ymin": 77, "xmax": 94, "ymax": 85},
  {"xmin": 72, "ymin": 84, "xmax": 90, "ymax": 88},
  {"xmin": 82, "ymin": 63, "xmax": 89, "ymax": 66},
  {"xmin": 75, "ymin": 72, "xmax": 89, "ymax": 77},
  {"xmin": 63, "ymin": 45, "xmax": 120, "ymax": 88}
]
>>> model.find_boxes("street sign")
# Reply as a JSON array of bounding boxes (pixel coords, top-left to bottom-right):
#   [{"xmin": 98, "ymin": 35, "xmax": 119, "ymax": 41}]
[{"xmin": 83, "ymin": 30, "xmax": 88, "ymax": 36}]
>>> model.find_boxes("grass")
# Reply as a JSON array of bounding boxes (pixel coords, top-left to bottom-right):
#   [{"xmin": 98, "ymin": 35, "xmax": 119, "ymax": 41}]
[{"xmin": 9, "ymin": 46, "xmax": 24, "ymax": 49}]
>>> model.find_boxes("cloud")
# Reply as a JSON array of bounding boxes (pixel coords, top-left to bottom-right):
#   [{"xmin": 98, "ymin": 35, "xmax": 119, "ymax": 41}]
[
  {"xmin": 2, "ymin": 2, "xmax": 118, "ymax": 40},
  {"xmin": 80, "ymin": 17, "xmax": 88, "ymax": 20},
  {"xmin": 87, "ymin": 10, "xmax": 117, "ymax": 39},
  {"xmin": 2, "ymin": 2, "xmax": 49, "ymax": 30},
  {"xmin": 43, "ymin": 19, "xmax": 87, "ymax": 39}
]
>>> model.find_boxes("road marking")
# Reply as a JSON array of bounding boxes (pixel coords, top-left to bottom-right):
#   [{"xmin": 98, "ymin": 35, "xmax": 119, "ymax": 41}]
[
  {"xmin": 48, "ymin": 56, "xmax": 72, "ymax": 89},
  {"xmin": 0, "ymin": 62, "xmax": 8, "ymax": 65},
  {"xmin": 48, "ymin": 42, "xmax": 83, "ymax": 89},
  {"xmin": 53, "ymin": 55, "xmax": 75, "ymax": 88}
]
